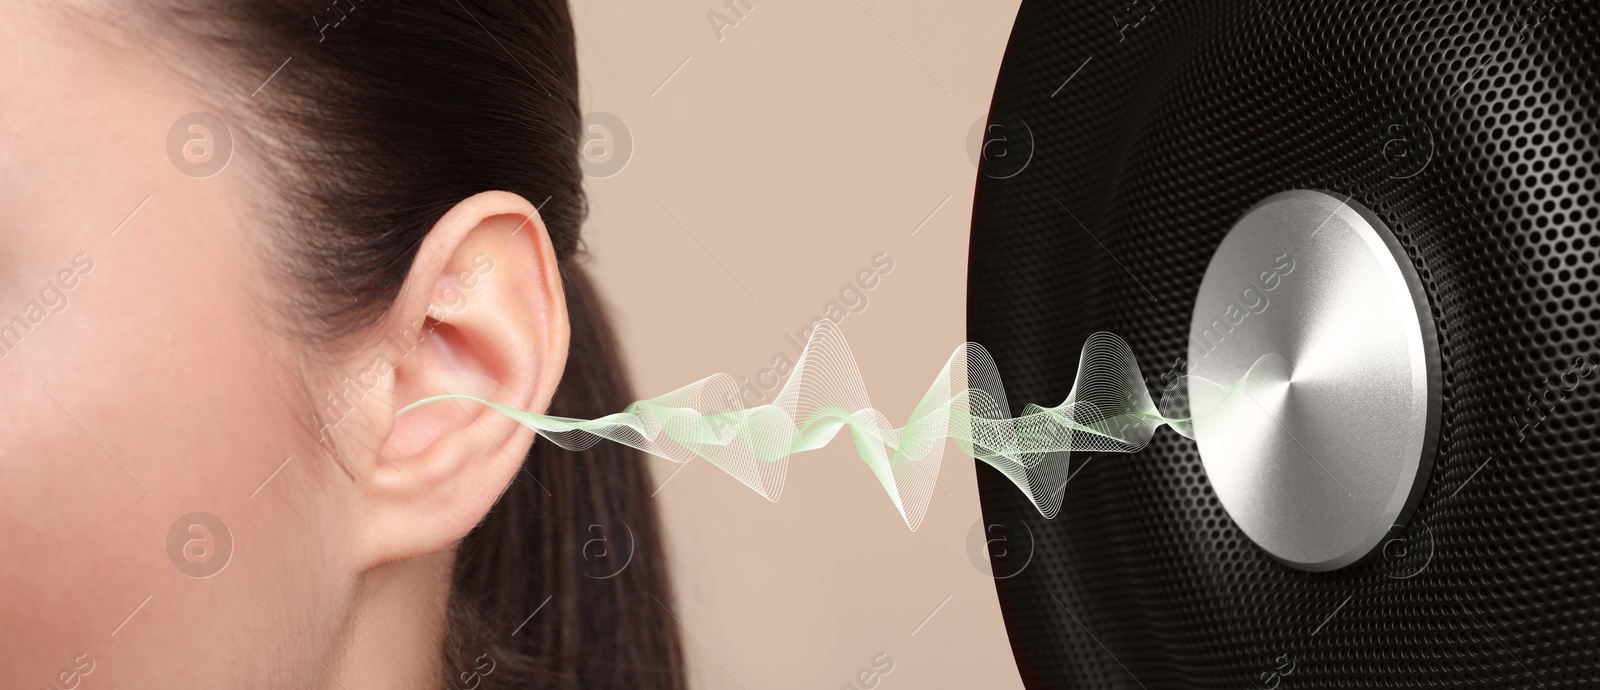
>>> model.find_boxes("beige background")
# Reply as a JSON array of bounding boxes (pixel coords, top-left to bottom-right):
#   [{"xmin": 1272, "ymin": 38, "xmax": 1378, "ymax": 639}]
[{"xmin": 571, "ymin": 1, "xmax": 1026, "ymax": 687}]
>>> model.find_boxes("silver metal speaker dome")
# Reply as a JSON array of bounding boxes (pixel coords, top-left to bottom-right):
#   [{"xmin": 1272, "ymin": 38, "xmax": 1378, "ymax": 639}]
[{"xmin": 1187, "ymin": 189, "xmax": 1441, "ymax": 571}]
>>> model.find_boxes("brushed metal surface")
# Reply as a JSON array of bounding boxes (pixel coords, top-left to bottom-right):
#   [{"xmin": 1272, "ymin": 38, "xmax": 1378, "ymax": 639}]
[{"xmin": 1187, "ymin": 190, "xmax": 1440, "ymax": 571}]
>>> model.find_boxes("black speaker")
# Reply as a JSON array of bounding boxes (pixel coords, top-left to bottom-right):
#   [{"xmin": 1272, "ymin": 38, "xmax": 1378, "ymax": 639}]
[{"xmin": 968, "ymin": 1, "xmax": 1600, "ymax": 688}]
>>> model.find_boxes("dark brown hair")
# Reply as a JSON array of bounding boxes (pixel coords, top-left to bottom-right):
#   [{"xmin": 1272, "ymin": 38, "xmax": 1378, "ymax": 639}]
[{"xmin": 152, "ymin": 1, "xmax": 685, "ymax": 687}]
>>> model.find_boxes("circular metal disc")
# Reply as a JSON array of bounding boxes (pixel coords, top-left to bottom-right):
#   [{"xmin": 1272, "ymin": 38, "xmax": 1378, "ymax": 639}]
[{"xmin": 1187, "ymin": 190, "xmax": 1440, "ymax": 571}]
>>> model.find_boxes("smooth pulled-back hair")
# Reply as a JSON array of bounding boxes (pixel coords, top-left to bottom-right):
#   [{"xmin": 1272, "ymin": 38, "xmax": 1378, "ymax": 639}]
[{"xmin": 147, "ymin": 1, "xmax": 686, "ymax": 687}]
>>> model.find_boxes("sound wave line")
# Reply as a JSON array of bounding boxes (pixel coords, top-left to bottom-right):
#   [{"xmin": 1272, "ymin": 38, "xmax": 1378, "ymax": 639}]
[{"xmin": 401, "ymin": 319, "xmax": 1280, "ymax": 530}]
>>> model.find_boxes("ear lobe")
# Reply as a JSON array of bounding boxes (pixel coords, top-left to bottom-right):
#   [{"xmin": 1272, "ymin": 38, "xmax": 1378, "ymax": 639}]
[{"xmin": 332, "ymin": 191, "xmax": 569, "ymax": 569}]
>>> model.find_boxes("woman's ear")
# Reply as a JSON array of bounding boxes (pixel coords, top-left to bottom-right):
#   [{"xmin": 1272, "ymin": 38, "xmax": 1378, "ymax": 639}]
[{"xmin": 331, "ymin": 191, "xmax": 569, "ymax": 570}]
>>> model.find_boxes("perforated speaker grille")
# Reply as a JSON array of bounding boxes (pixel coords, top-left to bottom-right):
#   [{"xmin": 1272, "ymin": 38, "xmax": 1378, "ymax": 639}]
[{"xmin": 968, "ymin": 1, "xmax": 1600, "ymax": 688}]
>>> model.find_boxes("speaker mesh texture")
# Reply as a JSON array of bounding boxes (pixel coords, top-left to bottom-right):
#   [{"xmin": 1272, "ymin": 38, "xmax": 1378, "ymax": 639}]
[{"xmin": 968, "ymin": 0, "xmax": 1600, "ymax": 687}]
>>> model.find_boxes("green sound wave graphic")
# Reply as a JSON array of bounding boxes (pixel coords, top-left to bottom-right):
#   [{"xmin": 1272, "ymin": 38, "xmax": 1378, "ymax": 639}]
[{"xmin": 401, "ymin": 319, "xmax": 1279, "ymax": 530}]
